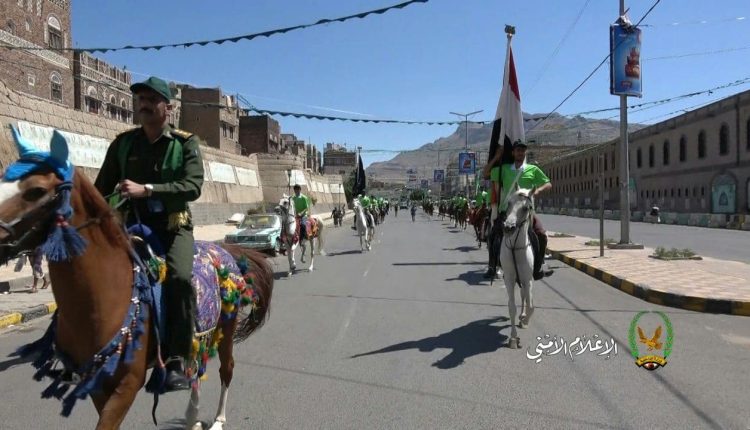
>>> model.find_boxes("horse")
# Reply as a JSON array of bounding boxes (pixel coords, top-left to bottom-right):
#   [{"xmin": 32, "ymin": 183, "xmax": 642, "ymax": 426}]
[
  {"xmin": 352, "ymin": 199, "xmax": 373, "ymax": 252},
  {"xmin": 499, "ymin": 187, "xmax": 536, "ymax": 350},
  {"xmin": 469, "ymin": 205, "xmax": 488, "ymax": 248},
  {"xmin": 275, "ymin": 195, "xmax": 325, "ymax": 276},
  {"xmin": 456, "ymin": 206, "xmax": 468, "ymax": 230},
  {"xmin": 0, "ymin": 127, "xmax": 273, "ymax": 430}
]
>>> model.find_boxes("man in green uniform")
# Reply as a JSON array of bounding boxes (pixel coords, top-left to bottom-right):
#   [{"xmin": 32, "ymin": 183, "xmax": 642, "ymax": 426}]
[
  {"xmin": 292, "ymin": 184, "xmax": 312, "ymax": 239},
  {"xmin": 485, "ymin": 141, "xmax": 554, "ymax": 280},
  {"xmin": 95, "ymin": 76, "xmax": 204, "ymax": 392}
]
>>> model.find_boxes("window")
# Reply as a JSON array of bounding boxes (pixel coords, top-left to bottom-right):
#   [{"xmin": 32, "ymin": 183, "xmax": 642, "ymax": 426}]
[
  {"xmin": 678, "ymin": 189, "xmax": 681, "ymax": 197},
  {"xmin": 611, "ymin": 151, "xmax": 615, "ymax": 170},
  {"xmin": 698, "ymin": 130, "xmax": 706, "ymax": 159},
  {"xmin": 719, "ymin": 123, "xmax": 730, "ymax": 155},
  {"xmin": 229, "ymin": 126, "xmax": 234, "ymax": 139},
  {"xmin": 50, "ymin": 72, "xmax": 62, "ymax": 102},
  {"xmin": 663, "ymin": 140, "xmax": 670, "ymax": 165},
  {"xmin": 6, "ymin": 20, "xmax": 15, "ymax": 35},
  {"xmin": 25, "ymin": 18, "xmax": 31, "ymax": 32},
  {"xmin": 121, "ymin": 99, "xmax": 129, "ymax": 122},
  {"xmin": 649, "ymin": 144, "xmax": 654, "ymax": 167},
  {"xmin": 47, "ymin": 17, "xmax": 63, "ymax": 50},
  {"xmin": 637, "ymin": 148, "xmax": 642, "ymax": 168},
  {"xmin": 604, "ymin": 153, "xmax": 608, "ymax": 171},
  {"xmin": 85, "ymin": 87, "xmax": 99, "ymax": 114},
  {"xmin": 27, "ymin": 73, "xmax": 35, "ymax": 87},
  {"xmin": 679, "ymin": 136, "xmax": 687, "ymax": 162},
  {"xmin": 671, "ymin": 189, "xmax": 674, "ymax": 198},
  {"xmin": 222, "ymin": 123, "xmax": 227, "ymax": 138},
  {"xmin": 701, "ymin": 186, "xmax": 705, "ymax": 197},
  {"xmin": 108, "ymin": 96, "xmax": 118, "ymax": 120}
]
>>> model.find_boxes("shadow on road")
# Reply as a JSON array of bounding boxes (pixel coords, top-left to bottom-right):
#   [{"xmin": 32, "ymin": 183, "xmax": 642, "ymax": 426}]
[
  {"xmin": 393, "ymin": 261, "xmax": 484, "ymax": 266},
  {"xmin": 446, "ymin": 270, "xmax": 487, "ymax": 286},
  {"xmin": 326, "ymin": 250, "xmax": 365, "ymax": 257},
  {"xmin": 350, "ymin": 316, "xmax": 510, "ymax": 369},
  {"xmin": 442, "ymin": 246, "xmax": 477, "ymax": 253},
  {"xmin": 0, "ymin": 353, "xmax": 35, "ymax": 373}
]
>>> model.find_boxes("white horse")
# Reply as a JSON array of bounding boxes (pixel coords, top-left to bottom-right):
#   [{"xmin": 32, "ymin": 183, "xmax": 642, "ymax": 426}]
[
  {"xmin": 353, "ymin": 199, "xmax": 373, "ymax": 251},
  {"xmin": 275, "ymin": 195, "xmax": 325, "ymax": 276},
  {"xmin": 500, "ymin": 187, "xmax": 536, "ymax": 349}
]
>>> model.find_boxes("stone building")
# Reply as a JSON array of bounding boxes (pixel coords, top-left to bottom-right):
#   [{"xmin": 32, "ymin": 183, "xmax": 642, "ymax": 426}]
[
  {"xmin": 323, "ymin": 142, "xmax": 356, "ymax": 176},
  {"xmin": 238, "ymin": 114, "xmax": 282, "ymax": 154},
  {"xmin": 541, "ymin": 89, "xmax": 750, "ymax": 217},
  {"xmin": 0, "ymin": 0, "xmax": 74, "ymax": 107},
  {"xmin": 178, "ymin": 87, "xmax": 240, "ymax": 154},
  {"xmin": 72, "ymin": 51, "xmax": 132, "ymax": 123}
]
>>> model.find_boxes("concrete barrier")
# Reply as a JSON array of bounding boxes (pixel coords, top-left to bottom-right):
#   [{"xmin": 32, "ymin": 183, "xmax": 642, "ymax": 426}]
[
  {"xmin": 559, "ymin": 208, "xmax": 569, "ymax": 215},
  {"xmin": 631, "ymin": 211, "xmax": 644, "ymax": 222},
  {"xmin": 583, "ymin": 209, "xmax": 594, "ymax": 218},
  {"xmin": 708, "ymin": 214, "xmax": 727, "ymax": 228},
  {"xmin": 570, "ymin": 208, "xmax": 581, "ymax": 217}
]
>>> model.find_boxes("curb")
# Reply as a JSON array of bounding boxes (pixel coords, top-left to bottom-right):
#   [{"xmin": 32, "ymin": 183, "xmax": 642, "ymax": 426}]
[
  {"xmin": 0, "ymin": 302, "xmax": 57, "ymax": 330},
  {"xmin": 548, "ymin": 249, "xmax": 750, "ymax": 317}
]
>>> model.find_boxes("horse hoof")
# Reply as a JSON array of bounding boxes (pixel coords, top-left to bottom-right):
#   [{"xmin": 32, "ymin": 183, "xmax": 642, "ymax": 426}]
[
  {"xmin": 208, "ymin": 421, "xmax": 225, "ymax": 430},
  {"xmin": 508, "ymin": 338, "xmax": 520, "ymax": 349},
  {"xmin": 518, "ymin": 321, "xmax": 527, "ymax": 329},
  {"xmin": 191, "ymin": 422, "xmax": 205, "ymax": 430}
]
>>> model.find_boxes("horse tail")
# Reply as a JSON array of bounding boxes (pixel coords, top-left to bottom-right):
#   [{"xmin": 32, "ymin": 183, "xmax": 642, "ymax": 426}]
[{"xmin": 220, "ymin": 245, "xmax": 274, "ymax": 343}]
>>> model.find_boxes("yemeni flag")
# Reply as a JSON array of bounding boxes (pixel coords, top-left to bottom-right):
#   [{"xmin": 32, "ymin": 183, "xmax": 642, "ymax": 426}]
[
  {"xmin": 488, "ymin": 35, "xmax": 525, "ymax": 203},
  {"xmin": 353, "ymin": 154, "xmax": 366, "ymax": 196}
]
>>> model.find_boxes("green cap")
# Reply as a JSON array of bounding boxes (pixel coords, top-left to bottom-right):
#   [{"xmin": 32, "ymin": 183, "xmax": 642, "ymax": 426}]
[{"xmin": 130, "ymin": 76, "xmax": 172, "ymax": 102}]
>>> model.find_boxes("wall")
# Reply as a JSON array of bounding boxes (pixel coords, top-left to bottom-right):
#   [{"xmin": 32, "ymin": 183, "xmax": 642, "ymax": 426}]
[{"xmin": 180, "ymin": 87, "xmax": 220, "ymax": 151}]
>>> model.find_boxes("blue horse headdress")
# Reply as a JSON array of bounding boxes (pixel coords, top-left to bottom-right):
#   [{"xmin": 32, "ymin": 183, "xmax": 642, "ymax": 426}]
[{"xmin": 4, "ymin": 124, "xmax": 84, "ymax": 261}]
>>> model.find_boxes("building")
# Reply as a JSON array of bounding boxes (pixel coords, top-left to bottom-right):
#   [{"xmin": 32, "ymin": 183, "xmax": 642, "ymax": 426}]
[
  {"xmin": 175, "ymin": 87, "xmax": 240, "ymax": 154},
  {"xmin": 0, "ymin": 0, "xmax": 74, "ymax": 107},
  {"xmin": 239, "ymin": 115, "xmax": 282, "ymax": 154},
  {"xmin": 73, "ymin": 51, "xmax": 132, "ymax": 123},
  {"xmin": 323, "ymin": 142, "xmax": 357, "ymax": 176},
  {"xmin": 541, "ymin": 89, "xmax": 750, "ymax": 216}
]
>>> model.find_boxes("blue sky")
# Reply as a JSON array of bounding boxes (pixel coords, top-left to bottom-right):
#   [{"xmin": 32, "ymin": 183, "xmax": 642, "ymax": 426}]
[{"xmin": 72, "ymin": 0, "xmax": 750, "ymax": 169}]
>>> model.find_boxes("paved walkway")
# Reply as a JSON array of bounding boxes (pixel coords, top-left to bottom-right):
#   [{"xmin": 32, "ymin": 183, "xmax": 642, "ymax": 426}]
[
  {"xmin": 546, "ymin": 231, "xmax": 750, "ymax": 316},
  {"xmin": 0, "ymin": 211, "xmax": 349, "ymax": 328}
]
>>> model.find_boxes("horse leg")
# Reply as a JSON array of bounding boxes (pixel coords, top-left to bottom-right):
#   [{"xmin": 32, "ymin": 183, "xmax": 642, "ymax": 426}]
[
  {"xmin": 91, "ymin": 327, "xmax": 151, "ymax": 430},
  {"xmin": 287, "ymin": 242, "xmax": 295, "ymax": 276},
  {"xmin": 505, "ymin": 268, "xmax": 520, "ymax": 349},
  {"xmin": 308, "ymin": 239, "xmax": 315, "ymax": 272},
  {"xmin": 186, "ymin": 382, "xmax": 203, "ymax": 430},
  {"xmin": 208, "ymin": 321, "xmax": 237, "ymax": 430}
]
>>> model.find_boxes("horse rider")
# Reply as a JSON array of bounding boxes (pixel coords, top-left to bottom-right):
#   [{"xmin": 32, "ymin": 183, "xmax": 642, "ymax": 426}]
[
  {"xmin": 292, "ymin": 184, "xmax": 312, "ymax": 240},
  {"xmin": 483, "ymin": 140, "xmax": 554, "ymax": 280},
  {"xmin": 94, "ymin": 76, "xmax": 204, "ymax": 392}
]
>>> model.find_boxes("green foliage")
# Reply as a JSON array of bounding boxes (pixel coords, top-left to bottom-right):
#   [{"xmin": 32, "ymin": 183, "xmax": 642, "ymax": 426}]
[
  {"xmin": 585, "ymin": 238, "xmax": 616, "ymax": 246},
  {"xmin": 409, "ymin": 189, "xmax": 426, "ymax": 201},
  {"xmin": 654, "ymin": 247, "xmax": 697, "ymax": 258}
]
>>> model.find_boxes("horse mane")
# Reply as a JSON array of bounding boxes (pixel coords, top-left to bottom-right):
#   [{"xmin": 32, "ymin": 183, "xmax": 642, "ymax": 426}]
[{"xmin": 73, "ymin": 168, "xmax": 130, "ymax": 250}]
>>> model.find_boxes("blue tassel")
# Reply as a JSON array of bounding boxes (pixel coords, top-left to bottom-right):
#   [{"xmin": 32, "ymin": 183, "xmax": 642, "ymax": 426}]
[
  {"xmin": 40, "ymin": 182, "xmax": 87, "ymax": 262},
  {"xmin": 236, "ymin": 256, "xmax": 250, "ymax": 275}
]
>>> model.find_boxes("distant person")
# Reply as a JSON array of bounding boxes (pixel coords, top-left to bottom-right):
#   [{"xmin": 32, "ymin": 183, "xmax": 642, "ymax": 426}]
[{"xmin": 25, "ymin": 247, "xmax": 49, "ymax": 294}]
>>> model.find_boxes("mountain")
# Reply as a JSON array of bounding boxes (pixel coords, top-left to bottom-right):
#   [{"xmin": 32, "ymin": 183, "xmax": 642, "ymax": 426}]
[{"xmin": 366, "ymin": 112, "xmax": 646, "ymax": 183}]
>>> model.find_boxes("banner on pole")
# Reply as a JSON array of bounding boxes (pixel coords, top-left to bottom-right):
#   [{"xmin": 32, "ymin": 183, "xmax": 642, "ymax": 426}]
[
  {"xmin": 433, "ymin": 169, "xmax": 445, "ymax": 183},
  {"xmin": 610, "ymin": 24, "xmax": 642, "ymax": 97},
  {"xmin": 458, "ymin": 152, "xmax": 476, "ymax": 175},
  {"xmin": 420, "ymin": 179, "xmax": 429, "ymax": 190}
]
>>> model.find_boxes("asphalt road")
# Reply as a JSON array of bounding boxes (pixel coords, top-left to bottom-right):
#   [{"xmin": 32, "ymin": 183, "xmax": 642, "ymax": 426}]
[
  {"xmin": 542, "ymin": 214, "xmax": 750, "ymax": 263},
  {"xmin": 0, "ymin": 211, "xmax": 748, "ymax": 429}
]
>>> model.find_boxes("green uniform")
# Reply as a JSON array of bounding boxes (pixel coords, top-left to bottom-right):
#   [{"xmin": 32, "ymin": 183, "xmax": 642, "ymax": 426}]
[
  {"xmin": 480, "ymin": 191, "xmax": 489, "ymax": 207},
  {"xmin": 361, "ymin": 196, "xmax": 371, "ymax": 209},
  {"xmin": 492, "ymin": 163, "xmax": 550, "ymax": 212},
  {"xmin": 95, "ymin": 124, "xmax": 204, "ymax": 361},
  {"xmin": 292, "ymin": 193, "xmax": 311, "ymax": 216}
]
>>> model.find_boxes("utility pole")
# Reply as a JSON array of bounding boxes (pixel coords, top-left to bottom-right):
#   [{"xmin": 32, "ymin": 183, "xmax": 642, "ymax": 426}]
[
  {"xmin": 599, "ymin": 154, "xmax": 605, "ymax": 257},
  {"xmin": 437, "ymin": 147, "xmax": 441, "ymax": 203},
  {"xmin": 450, "ymin": 110, "xmax": 483, "ymax": 199},
  {"xmin": 613, "ymin": 0, "xmax": 642, "ymax": 250}
]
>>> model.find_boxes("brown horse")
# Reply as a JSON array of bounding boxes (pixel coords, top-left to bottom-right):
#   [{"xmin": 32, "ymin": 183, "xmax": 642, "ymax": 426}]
[
  {"xmin": 469, "ymin": 205, "xmax": 489, "ymax": 248},
  {"xmin": 0, "ymin": 128, "xmax": 273, "ymax": 430}
]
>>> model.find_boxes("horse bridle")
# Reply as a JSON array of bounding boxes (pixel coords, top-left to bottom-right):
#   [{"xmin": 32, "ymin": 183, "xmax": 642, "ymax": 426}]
[{"xmin": 503, "ymin": 193, "xmax": 534, "ymax": 252}]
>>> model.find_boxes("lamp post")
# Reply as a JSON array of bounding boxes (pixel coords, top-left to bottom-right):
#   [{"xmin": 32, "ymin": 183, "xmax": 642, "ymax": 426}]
[
  {"xmin": 286, "ymin": 169, "xmax": 292, "ymax": 195},
  {"xmin": 450, "ymin": 110, "xmax": 483, "ymax": 199}
]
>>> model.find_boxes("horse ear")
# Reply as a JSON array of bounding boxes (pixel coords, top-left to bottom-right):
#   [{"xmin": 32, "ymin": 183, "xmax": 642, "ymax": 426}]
[
  {"xmin": 10, "ymin": 124, "xmax": 37, "ymax": 157},
  {"xmin": 50, "ymin": 130, "xmax": 70, "ymax": 167}
]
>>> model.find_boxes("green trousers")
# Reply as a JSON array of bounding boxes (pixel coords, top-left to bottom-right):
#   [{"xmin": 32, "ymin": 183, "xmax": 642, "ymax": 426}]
[{"xmin": 155, "ymin": 224, "xmax": 196, "ymax": 360}]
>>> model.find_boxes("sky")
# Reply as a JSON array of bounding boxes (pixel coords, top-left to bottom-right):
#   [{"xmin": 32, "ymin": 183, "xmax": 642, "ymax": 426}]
[{"xmin": 71, "ymin": 0, "xmax": 750, "ymax": 174}]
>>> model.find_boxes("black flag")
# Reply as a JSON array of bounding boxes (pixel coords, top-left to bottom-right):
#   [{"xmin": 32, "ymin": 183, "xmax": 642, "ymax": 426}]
[{"xmin": 353, "ymin": 154, "xmax": 366, "ymax": 196}]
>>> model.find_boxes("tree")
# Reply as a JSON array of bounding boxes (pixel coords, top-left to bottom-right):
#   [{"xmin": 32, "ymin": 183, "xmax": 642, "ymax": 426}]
[{"xmin": 409, "ymin": 189, "xmax": 426, "ymax": 201}]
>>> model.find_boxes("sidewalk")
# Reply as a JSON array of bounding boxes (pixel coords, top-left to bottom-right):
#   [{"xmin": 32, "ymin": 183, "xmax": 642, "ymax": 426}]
[
  {"xmin": 546, "ymin": 231, "xmax": 750, "ymax": 317},
  {"xmin": 0, "ymin": 211, "xmax": 349, "ymax": 329}
]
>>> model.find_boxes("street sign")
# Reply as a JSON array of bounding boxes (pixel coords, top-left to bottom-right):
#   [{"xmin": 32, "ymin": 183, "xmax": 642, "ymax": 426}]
[
  {"xmin": 421, "ymin": 179, "xmax": 429, "ymax": 189},
  {"xmin": 433, "ymin": 169, "xmax": 444, "ymax": 183}
]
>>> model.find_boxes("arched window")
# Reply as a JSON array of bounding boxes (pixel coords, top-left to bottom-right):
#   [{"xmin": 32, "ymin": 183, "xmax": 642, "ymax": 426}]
[
  {"xmin": 637, "ymin": 148, "xmax": 642, "ymax": 168},
  {"xmin": 649, "ymin": 144, "xmax": 654, "ymax": 167},
  {"xmin": 719, "ymin": 123, "xmax": 730, "ymax": 155},
  {"xmin": 85, "ymin": 86, "xmax": 99, "ymax": 114},
  {"xmin": 49, "ymin": 72, "xmax": 62, "ymax": 102},
  {"xmin": 47, "ymin": 16, "xmax": 63, "ymax": 50},
  {"xmin": 663, "ymin": 140, "xmax": 670, "ymax": 165},
  {"xmin": 6, "ymin": 20, "xmax": 15, "ymax": 35},
  {"xmin": 679, "ymin": 135, "xmax": 687, "ymax": 162},
  {"xmin": 108, "ymin": 95, "xmax": 117, "ymax": 119},
  {"xmin": 698, "ymin": 130, "xmax": 706, "ymax": 159},
  {"xmin": 121, "ymin": 99, "xmax": 129, "ymax": 122}
]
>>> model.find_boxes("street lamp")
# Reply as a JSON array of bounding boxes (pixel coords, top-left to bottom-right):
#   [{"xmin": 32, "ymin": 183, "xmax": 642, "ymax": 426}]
[
  {"xmin": 450, "ymin": 110, "xmax": 483, "ymax": 199},
  {"xmin": 286, "ymin": 169, "xmax": 292, "ymax": 195}
]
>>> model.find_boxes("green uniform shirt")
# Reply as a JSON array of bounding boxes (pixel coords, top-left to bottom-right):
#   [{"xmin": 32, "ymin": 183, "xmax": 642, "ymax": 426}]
[
  {"xmin": 361, "ymin": 196, "xmax": 371, "ymax": 208},
  {"xmin": 292, "ymin": 193, "xmax": 311, "ymax": 216},
  {"xmin": 94, "ymin": 124, "xmax": 204, "ymax": 226},
  {"xmin": 495, "ymin": 163, "xmax": 550, "ymax": 212}
]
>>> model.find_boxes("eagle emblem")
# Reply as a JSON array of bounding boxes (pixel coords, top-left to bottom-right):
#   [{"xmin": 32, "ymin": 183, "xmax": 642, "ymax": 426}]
[{"xmin": 637, "ymin": 325, "xmax": 663, "ymax": 351}]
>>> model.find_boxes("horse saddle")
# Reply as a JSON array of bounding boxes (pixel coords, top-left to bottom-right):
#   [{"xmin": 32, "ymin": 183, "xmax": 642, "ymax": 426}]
[
  {"xmin": 127, "ymin": 224, "xmax": 237, "ymax": 340},
  {"xmin": 302, "ymin": 217, "xmax": 319, "ymax": 238}
]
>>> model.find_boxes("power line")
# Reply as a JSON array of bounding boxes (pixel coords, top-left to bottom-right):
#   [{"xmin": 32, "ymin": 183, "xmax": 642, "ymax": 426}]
[
  {"xmin": 645, "ymin": 44, "xmax": 750, "ymax": 61},
  {"xmin": 526, "ymin": 0, "xmax": 591, "ymax": 96},
  {"xmin": 526, "ymin": 0, "xmax": 663, "ymax": 133},
  {"xmin": 1, "ymin": 0, "xmax": 429, "ymax": 54}
]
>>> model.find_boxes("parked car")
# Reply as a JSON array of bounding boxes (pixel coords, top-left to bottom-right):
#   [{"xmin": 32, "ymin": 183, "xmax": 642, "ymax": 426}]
[{"xmin": 224, "ymin": 214, "xmax": 283, "ymax": 256}]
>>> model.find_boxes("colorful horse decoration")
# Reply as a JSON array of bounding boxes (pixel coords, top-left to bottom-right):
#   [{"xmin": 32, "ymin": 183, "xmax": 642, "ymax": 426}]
[
  {"xmin": 0, "ymin": 126, "xmax": 273, "ymax": 430},
  {"xmin": 275, "ymin": 194, "xmax": 325, "ymax": 276}
]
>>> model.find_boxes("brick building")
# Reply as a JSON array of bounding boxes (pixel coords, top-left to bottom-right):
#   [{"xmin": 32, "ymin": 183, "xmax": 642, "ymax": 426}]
[
  {"xmin": 0, "ymin": 0, "xmax": 74, "ymax": 107},
  {"xmin": 178, "ymin": 87, "xmax": 240, "ymax": 154},
  {"xmin": 73, "ymin": 51, "xmax": 132, "ymax": 123},
  {"xmin": 541, "ymin": 89, "xmax": 750, "ymax": 216},
  {"xmin": 323, "ymin": 142, "xmax": 356, "ymax": 176},
  {"xmin": 239, "ymin": 115, "xmax": 282, "ymax": 154}
]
